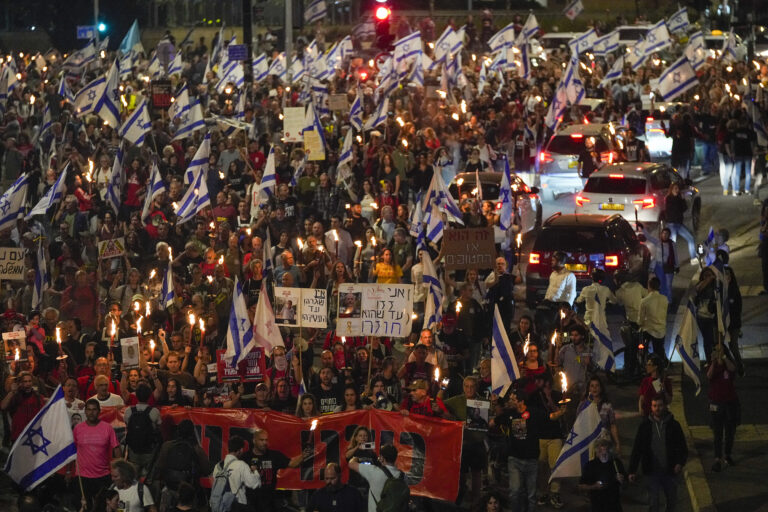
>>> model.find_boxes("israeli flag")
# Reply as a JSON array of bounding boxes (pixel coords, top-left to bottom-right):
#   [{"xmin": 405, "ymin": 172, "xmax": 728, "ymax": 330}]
[
  {"xmin": 569, "ymin": 29, "xmax": 598, "ymax": 55},
  {"xmin": 564, "ymin": 57, "xmax": 585, "ymax": 105},
  {"xmin": 216, "ymin": 59, "xmax": 245, "ymax": 93},
  {"xmin": 26, "ymin": 164, "xmax": 68, "ymax": 219},
  {"xmin": 253, "ymin": 53, "xmax": 269, "ymax": 82},
  {"xmin": 268, "ymin": 52, "xmax": 287, "ymax": 79},
  {"xmin": 119, "ymin": 98, "xmax": 151, "ymax": 146},
  {"xmin": 721, "ymin": 32, "xmax": 742, "ymax": 62},
  {"xmin": 395, "ymin": 31, "xmax": 422, "ymax": 65},
  {"xmin": 685, "ymin": 31, "xmax": 706, "ymax": 70},
  {"xmin": 425, "ymin": 170, "xmax": 463, "ymax": 224},
  {"xmin": 674, "ymin": 299, "xmax": 702, "ymax": 395},
  {"xmin": 422, "ymin": 252, "xmax": 444, "ymax": 330},
  {"xmin": 141, "ymin": 161, "xmax": 166, "ymax": 222},
  {"xmin": 363, "ymin": 96, "xmax": 389, "ymax": 131},
  {"xmin": 62, "ymin": 39, "xmax": 96, "ymax": 71},
  {"xmin": 409, "ymin": 190, "xmax": 424, "ymax": 239},
  {"xmin": 0, "ymin": 66, "xmax": 17, "ymax": 105},
  {"xmin": 589, "ymin": 295, "xmax": 615, "ymax": 372},
  {"xmin": 105, "ymin": 143, "xmax": 124, "ymax": 215},
  {"xmin": 491, "ymin": 304, "xmax": 521, "ymax": 397},
  {"xmin": 258, "ymin": 146, "xmax": 277, "ymax": 207},
  {"xmin": 498, "ymin": 155, "xmax": 514, "ymax": 231},
  {"xmin": 290, "ymin": 58, "xmax": 305, "ymax": 83},
  {"xmin": 73, "ymin": 75, "xmax": 107, "ymax": 117},
  {"xmin": 432, "ymin": 26, "xmax": 462, "ymax": 66},
  {"xmin": 147, "ymin": 53, "xmax": 163, "ymax": 79},
  {"xmin": 57, "ymin": 77, "xmax": 75, "ymax": 103},
  {"xmin": 172, "ymin": 99, "xmax": 206, "ymax": 141},
  {"xmin": 489, "ymin": 47, "xmax": 507, "ymax": 72},
  {"xmin": 563, "ymin": 0, "xmax": 584, "ymax": 20},
  {"xmin": 600, "ymin": 55, "xmax": 625, "ymax": 86},
  {"xmin": 518, "ymin": 43, "xmax": 531, "ymax": 80},
  {"xmin": 424, "ymin": 201, "xmax": 444, "ymax": 243},
  {"xmin": 160, "ymin": 254, "xmax": 175, "ymax": 309},
  {"xmin": 519, "ymin": 13, "xmax": 540, "ymax": 41},
  {"xmin": 175, "ymin": 161, "xmax": 211, "ymax": 225},
  {"xmin": 169, "ymin": 83, "xmax": 190, "ymax": 122},
  {"xmin": 592, "ymin": 31, "xmax": 619, "ymax": 56},
  {"xmin": 643, "ymin": 20, "xmax": 672, "ymax": 55},
  {"xmin": 478, "ymin": 62, "xmax": 488, "ymax": 95},
  {"xmin": 119, "ymin": 51, "xmax": 135, "ymax": 79},
  {"xmin": 545, "ymin": 81, "xmax": 568, "ymax": 132},
  {"xmin": 668, "ymin": 7, "xmax": 690, "ymax": 34},
  {"xmin": 304, "ymin": 101, "xmax": 327, "ymax": 151},
  {"xmin": 223, "ymin": 277, "xmax": 256, "ymax": 364},
  {"xmin": 167, "ymin": 51, "xmax": 183, "ymax": 76},
  {"xmin": 95, "ymin": 60, "xmax": 121, "ymax": 129},
  {"xmin": 549, "ymin": 401, "xmax": 603, "ymax": 481},
  {"xmin": 183, "ymin": 132, "xmax": 211, "ymax": 185},
  {"xmin": 32, "ymin": 237, "xmax": 49, "ymax": 312},
  {"xmin": 488, "ymin": 22, "xmax": 515, "ymax": 53},
  {"xmin": 0, "ymin": 173, "xmax": 30, "ymax": 232},
  {"xmin": 658, "ymin": 56, "xmax": 698, "ymax": 102},
  {"xmin": 627, "ymin": 38, "xmax": 649, "ymax": 71},
  {"xmin": 4, "ymin": 386, "xmax": 77, "ymax": 491},
  {"xmin": 338, "ymin": 128, "xmax": 354, "ymax": 168},
  {"xmin": 304, "ymin": 0, "xmax": 327, "ymax": 24}
]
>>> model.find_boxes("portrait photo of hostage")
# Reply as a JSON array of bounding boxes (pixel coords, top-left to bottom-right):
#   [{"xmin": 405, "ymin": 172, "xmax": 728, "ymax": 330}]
[
  {"xmin": 338, "ymin": 291, "xmax": 362, "ymax": 318},
  {"xmin": 274, "ymin": 288, "xmax": 301, "ymax": 326}
]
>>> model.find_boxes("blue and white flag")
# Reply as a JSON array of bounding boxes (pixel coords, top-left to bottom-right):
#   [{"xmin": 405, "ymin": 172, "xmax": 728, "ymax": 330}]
[
  {"xmin": 394, "ymin": 31, "xmax": 422, "ymax": 66},
  {"xmin": 721, "ymin": 32, "xmax": 743, "ymax": 62},
  {"xmin": 105, "ymin": 143, "xmax": 124, "ymax": 215},
  {"xmin": 658, "ymin": 56, "xmax": 698, "ymax": 101},
  {"xmin": 267, "ymin": 52, "xmax": 287, "ymax": 79},
  {"xmin": 422, "ymin": 252, "xmax": 444, "ymax": 330},
  {"xmin": 258, "ymin": 146, "xmax": 277, "ymax": 207},
  {"xmin": 643, "ymin": 20, "xmax": 672, "ymax": 55},
  {"xmin": 26, "ymin": 164, "xmax": 68, "ymax": 219},
  {"xmin": 141, "ymin": 161, "xmax": 166, "ymax": 222},
  {"xmin": 3, "ymin": 385, "xmax": 77, "ymax": 491},
  {"xmin": 95, "ymin": 59, "xmax": 121, "ymax": 129},
  {"xmin": 744, "ymin": 97, "xmax": 768, "ymax": 147},
  {"xmin": 668, "ymin": 7, "xmax": 690, "ymax": 34},
  {"xmin": 424, "ymin": 201, "xmax": 444, "ymax": 243},
  {"xmin": 169, "ymin": 83, "xmax": 190, "ymax": 122},
  {"xmin": 62, "ymin": 40, "xmax": 96, "ymax": 72},
  {"xmin": 518, "ymin": 42, "xmax": 531, "ymax": 80},
  {"xmin": 545, "ymin": 81, "xmax": 568, "ymax": 132},
  {"xmin": 569, "ymin": 29, "xmax": 598, "ymax": 55},
  {"xmin": 32, "ymin": 237, "xmax": 49, "ymax": 312},
  {"xmin": 432, "ymin": 26, "xmax": 462, "ymax": 66},
  {"xmin": 147, "ymin": 54, "xmax": 163, "ymax": 79},
  {"xmin": 119, "ymin": 98, "xmax": 151, "ymax": 146},
  {"xmin": 183, "ymin": 132, "xmax": 210, "ymax": 185},
  {"xmin": 118, "ymin": 51, "xmax": 135, "ymax": 79},
  {"xmin": 589, "ymin": 294, "xmax": 615, "ymax": 372},
  {"xmin": 0, "ymin": 173, "xmax": 30, "ymax": 232},
  {"xmin": 216, "ymin": 59, "xmax": 245, "ymax": 93},
  {"xmin": 57, "ymin": 78, "xmax": 75, "ymax": 103},
  {"xmin": 363, "ymin": 96, "xmax": 389, "ymax": 131},
  {"xmin": 409, "ymin": 190, "xmax": 424, "ymax": 239},
  {"xmin": 519, "ymin": 13, "xmax": 540, "ymax": 41},
  {"xmin": 564, "ymin": 57, "xmax": 585, "ymax": 105},
  {"xmin": 563, "ymin": 0, "xmax": 584, "ymax": 20},
  {"xmin": 262, "ymin": 228, "xmax": 274, "ymax": 277},
  {"xmin": 175, "ymin": 157, "xmax": 211, "ymax": 225},
  {"xmin": 167, "ymin": 51, "xmax": 183, "ymax": 76},
  {"xmin": 253, "ymin": 53, "xmax": 269, "ymax": 82},
  {"xmin": 592, "ymin": 31, "xmax": 619, "ymax": 56},
  {"xmin": 600, "ymin": 55, "xmax": 625, "ymax": 86},
  {"xmin": 224, "ymin": 277, "xmax": 256, "ymax": 365},
  {"xmin": 119, "ymin": 20, "xmax": 142, "ymax": 54},
  {"xmin": 304, "ymin": 101, "xmax": 327, "ymax": 154},
  {"xmin": 73, "ymin": 75, "xmax": 107, "ymax": 117},
  {"xmin": 338, "ymin": 128, "xmax": 354, "ymax": 168},
  {"xmin": 491, "ymin": 304, "xmax": 521, "ymax": 397},
  {"xmin": 685, "ymin": 31, "xmax": 706, "ymax": 71},
  {"xmin": 289, "ymin": 59, "xmax": 305, "ymax": 83},
  {"xmin": 488, "ymin": 22, "xmax": 515, "ymax": 54},
  {"xmin": 304, "ymin": 0, "xmax": 327, "ymax": 24},
  {"xmin": 674, "ymin": 299, "xmax": 701, "ymax": 395},
  {"xmin": 172, "ymin": 99, "xmax": 206, "ymax": 141},
  {"xmin": 425, "ymin": 170, "xmax": 463, "ymax": 224},
  {"xmin": 549, "ymin": 401, "xmax": 603, "ymax": 480},
  {"xmin": 478, "ymin": 62, "xmax": 488, "ymax": 95},
  {"xmin": 627, "ymin": 38, "xmax": 649, "ymax": 71},
  {"xmin": 160, "ymin": 252, "xmax": 175, "ymax": 309},
  {"xmin": 498, "ymin": 156, "xmax": 514, "ymax": 231}
]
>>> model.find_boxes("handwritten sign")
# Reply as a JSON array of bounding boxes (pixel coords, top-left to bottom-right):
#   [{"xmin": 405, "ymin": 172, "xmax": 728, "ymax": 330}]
[
  {"xmin": 336, "ymin": 284, "xmax": 413, "ymax": 337},
  {"xmin": 283, "ymin": 107, "xmax": 305, "ymax": 142},
  {"xmin": 303, "ymin": 129, "xmax": 325, "ymax": 161},
  {"xmin": 442, "ymin": 228, "xmax": 496, "ymax": 270},
  {"xmin": 301, "ymin": 288, "xmax": 327, "ymax": 328},
  {"xmin": 0, "ymin": 248, "xmax": 24, "ymax": 281},
  {"xmin": 328, "ymin": 94, "xmax": 348, "ymax": 112},
  {"xmin": 98, "ymin": 237, "xmax": 126, "ymax": 259}
]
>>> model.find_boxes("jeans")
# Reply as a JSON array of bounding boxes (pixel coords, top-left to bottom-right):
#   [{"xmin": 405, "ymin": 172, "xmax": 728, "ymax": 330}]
[
  {"xmin": 702, "ymin": 142, "xmax": 719, "ymax": 174},
  {"xmin": 646, "ymin": 472, "xmax": 680, "ymax": 512},
  {"xmin": 719, "ymin": 154, "xmax": 732, "ymax": 192},
  {"xmin": 711, "ymin": 402, "xmax": 737, "ymax": 459},
  {"xmin": 508, "ymin": 456, "xmax": 539, "ymax": 511},
  {"xmin": 731, "ymin": 157, "xmax": 752, "ymax": 193},
  {"xmin": 666, "ymin": 223, "xmax": 697, "ymax": 260}
]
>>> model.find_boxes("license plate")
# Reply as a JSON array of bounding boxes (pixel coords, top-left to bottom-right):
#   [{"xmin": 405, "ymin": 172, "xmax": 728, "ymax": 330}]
[
  {"xmin": 600, "ymin": 203, "xmax": 624, "ymax": 211},
  {"xmin": 565, "ymin": 263, "xmax": 587, "ymax": 272},
  {"xmin": 568, "ymin": 161, "xmax": 578, "ymax": 168}
]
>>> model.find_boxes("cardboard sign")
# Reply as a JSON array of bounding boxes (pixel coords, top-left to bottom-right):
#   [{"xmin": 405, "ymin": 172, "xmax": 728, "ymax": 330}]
[
  {"xmin": 0, "ymin": 248, "xmax": 25, "ymax": 280},
  {"xmin": 303, "ymin": 129, "xmax": 325, "ymax": 161},
  {"xmin": 98, "ymin": 237, "xmax": 126, "ymax": 259},
  {"xmin": 283, "ymin": 107, "xmax": 305, "ymax": 142},
  {"xmin": 120, "ymin": 336, "xmax": 140, "ymax": 368},
  {"xmin": 336, "ymin": 284, "xmax": 414, "ymax": 337},
  {"xmin": 300, "ymin": 289, "xmax": 327, "ymax": 328},
  {"xmin": 328, "ymin": 94, "xmax": 348, "ymax": 112},
  {"xmin": 442, "ymin": 228, "xmax": 496, "ymax": 270},
  {"xmin": 3, "ymin": 330, "xmax": 26, "ymax": 361}
]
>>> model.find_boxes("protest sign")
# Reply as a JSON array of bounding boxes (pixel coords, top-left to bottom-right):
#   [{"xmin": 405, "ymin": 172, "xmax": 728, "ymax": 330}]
[
  {"xmin": 336, "ymin": 284, "xmax": 413, "ymax": 337},
  {"xmin": 0, "ymin": 248, "xmax": 25, "ymax": 280},
  {"xmin": 300, "ymin": 288, "xmax": 327, "ymax": 328},
  {"xmin": 328, "ymin": 94, "xmax": 348, "ymax": 112},
  {"xmin": 274, "ymin": 287, "xmax": 301, "ymax": 326},
  {"xmin": 283, "ymin": 107, "xmax": 305, "ymax": 142},
  {"xmin": 3, "ymin": 330, "xmax": 26, "ymax": 361},
  {"xmin": 120, "ymin": 337, "xmax": 140, "ymax": 368},
  {"xmin": 442, "ymin": 228, "xmax": 496, "ymax": 270},
  {"xmin": 98, "ymin": 237, "xmax": 126, "ymax": 259}
]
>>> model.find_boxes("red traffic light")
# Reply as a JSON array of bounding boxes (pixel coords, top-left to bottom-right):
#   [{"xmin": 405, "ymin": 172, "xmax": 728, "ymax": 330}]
[
  {"xmin": 375, "ymin": 6, "xmax": 391, "ymax": 20},
  {"xmin": 358, "ymin": 69, "xmax": 369, "ymax": 81}
]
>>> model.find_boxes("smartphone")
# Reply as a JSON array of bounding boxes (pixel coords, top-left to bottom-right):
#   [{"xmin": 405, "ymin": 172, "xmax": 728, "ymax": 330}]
[{"xmin": 360, "ymin": 442, "xmax": 375, "ymax": 450}]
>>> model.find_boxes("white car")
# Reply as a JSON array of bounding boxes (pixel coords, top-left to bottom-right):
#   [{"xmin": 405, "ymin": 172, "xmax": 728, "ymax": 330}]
[
  {"xmin": 639, "ymin": 103, "xmax": 687, "ymax": 160},
  {"xmin": 615, "ymin": 24, "xmax": 654, "ymax": 48},
  {"xmin": 539, "ymin": 32, "xmax": 579, "ymax": 56},
  {"xmin": 574, "ymin": 162, "xmax": 701, "ymax": 231},
  {"xmin": 449, "ymin": 171, "xmax": 543, "ymax": 242}
]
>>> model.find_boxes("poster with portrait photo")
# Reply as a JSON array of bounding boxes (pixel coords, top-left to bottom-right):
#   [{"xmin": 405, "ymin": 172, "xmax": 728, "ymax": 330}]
[
  {"xmin": 3, "ymin": 330, "xmax": 26, "ymax": 361},
  {"xmin": 121, "ymin": 337, "xmax": 140, "ymax": 368},
  {"xmin": 465, "ymin": 399, "xmax": 490, "ymax": 432},
  {"xmin": 336, "ymin": 283, "xmax": 362, "ymax": 336},
  {"xmin": 274, "ymin": 287, "xmax": 301, "ymax": 326}
]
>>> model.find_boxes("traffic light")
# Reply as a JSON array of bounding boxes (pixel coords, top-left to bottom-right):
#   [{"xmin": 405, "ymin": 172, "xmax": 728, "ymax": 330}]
[
  {"xmin": 374, "ymin": 2, "xmax": 394, "ymax": 51},
  {"xmin": 97, "ymin": 23, "xmax": 107, "ymax": 33}
]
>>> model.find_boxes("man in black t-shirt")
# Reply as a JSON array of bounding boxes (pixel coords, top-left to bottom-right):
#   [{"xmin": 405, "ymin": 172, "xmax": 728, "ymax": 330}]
[
  {"xmin": 241, "ymin": 428, "xmax": 308, "ymax": 512},
  {"xmin": 309, "ymin": 367, "xmax": 344, "ymax": 414},
  {"xmin": 623, "ymin": 128, "xmax": 649, "ymax": 162},
  {"xmin": 578, "ymin": 137, "xmax": 601, "ymax": 179}
]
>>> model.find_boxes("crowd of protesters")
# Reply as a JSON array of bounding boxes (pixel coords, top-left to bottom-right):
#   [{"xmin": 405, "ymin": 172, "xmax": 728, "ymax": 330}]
[{"xmin": 0, "ymin": 6, "xmax": 764, "ymax": 512}]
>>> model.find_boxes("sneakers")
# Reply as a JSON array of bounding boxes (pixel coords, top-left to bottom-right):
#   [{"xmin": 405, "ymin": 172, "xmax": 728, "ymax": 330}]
[
  {"xmin": 537, "ymin": 494, "xmax": 549, "ymax": 506},
  {"xmin": 690, "ymin": 257, "xmax": 699, "ymax": 266},
  {"xmin": 712, "ymin": 459, "xmax": 723, "ymax": 472},
  {"xmin": 723, "ymin": 190, "xmax": 730, "ymax": 196},
  {"xmin": 550, "ymin": 494, "xmax": 564, "ymax": 509}
]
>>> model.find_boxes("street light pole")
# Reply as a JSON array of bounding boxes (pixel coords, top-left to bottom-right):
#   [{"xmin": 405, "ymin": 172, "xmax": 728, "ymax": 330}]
[
  {"xmin": 94, "ymin": 0, "xmax": 100, "ymax": 46},
  {"xmin": 243, "ymin": 0, "xmax": 253, "ymax": 104},
  {"xmin": 284, "ymin": 0, "xmax": 293, "ymax": 109}
]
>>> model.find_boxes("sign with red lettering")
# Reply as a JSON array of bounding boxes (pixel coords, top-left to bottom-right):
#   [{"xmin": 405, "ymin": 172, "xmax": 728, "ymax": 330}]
[{"xmin": 216, "ymin": 348, "xmax": 266, "ymax": 383}]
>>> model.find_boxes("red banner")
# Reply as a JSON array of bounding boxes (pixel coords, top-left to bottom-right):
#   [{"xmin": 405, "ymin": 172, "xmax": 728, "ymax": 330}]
[
  {"xmin": 216, "ymin": 348, "xmax": 267, "ymax": 383},
  {"xmin": 99, "ymin": 407, "xmax": 462, "ymax": 502}
]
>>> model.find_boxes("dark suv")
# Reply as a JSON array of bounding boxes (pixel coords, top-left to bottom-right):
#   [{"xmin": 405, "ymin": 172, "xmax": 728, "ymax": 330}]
[{"xmin": 525, "ymin": 213, "xmax": 641, "ymax": 306}]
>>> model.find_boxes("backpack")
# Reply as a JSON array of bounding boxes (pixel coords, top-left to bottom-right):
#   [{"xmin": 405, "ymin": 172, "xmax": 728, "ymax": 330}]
[
  {"xmin": 125, "ymin": 406, "xmax": 157, "ymax": 454},
  {"xmin": 209, "ymin": 458, "xmax": 241, "ymax": 512},
  {"xmin": 374, "ymin": 466, "xmax": 410, "ymax": 512},
  {"xmin": 163, "ymin": 439, "xmax": 199, "ymax": 489}
]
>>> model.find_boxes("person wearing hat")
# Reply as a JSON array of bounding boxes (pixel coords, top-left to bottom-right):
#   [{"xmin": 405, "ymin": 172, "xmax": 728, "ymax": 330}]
[
  {"xmin": 579, "ymin": 438, "xmax": 626, "ymax": 511},
  {"xmin": 399, "ymin": 378, "xmax": 448, "ymax": 417}
]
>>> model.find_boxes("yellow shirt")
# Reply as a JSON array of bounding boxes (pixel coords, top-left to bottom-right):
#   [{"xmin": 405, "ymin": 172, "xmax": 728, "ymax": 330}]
[{"xmin": 375, "ymin": 263, "xmax": 402, "ymax": 284}]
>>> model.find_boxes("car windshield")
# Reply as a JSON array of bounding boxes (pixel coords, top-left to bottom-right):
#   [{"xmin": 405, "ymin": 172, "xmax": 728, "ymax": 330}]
[
  {"xmin": 546, "ymin": 135, "xmax": 609, "ymax": 155},
  {"xmin": 449, "ymin": 181, "xmax": 500, "ymax": 200},
  {"xmin": 583, "ymin": 177, "xmax": 647, "ymax": 194},
  {"xmin": 540, "ymin": 37, "xmax": 571, "ymax": 49},
  {"xmin": 535, "ymin": 227, "xmax": 610, "ymax": 252},
  {"xmin": 619, "ymin": 28, "xmax": 649, "ymax": 42}
]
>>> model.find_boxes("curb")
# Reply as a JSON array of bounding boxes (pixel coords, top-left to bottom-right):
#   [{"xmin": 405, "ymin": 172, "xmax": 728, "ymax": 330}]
[{"xmin": 669, "ymin": 371, "xmax": 717, "ymax": 512}]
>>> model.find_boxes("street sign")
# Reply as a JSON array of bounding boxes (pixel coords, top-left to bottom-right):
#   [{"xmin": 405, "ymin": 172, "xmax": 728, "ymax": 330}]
[
  {"xmin": 227, "ymin": 44, "xmax": 248, "ymax": 61},
  {"xmin": 77, "ymin": 25, "xmax": 96, "ymax": 40}
]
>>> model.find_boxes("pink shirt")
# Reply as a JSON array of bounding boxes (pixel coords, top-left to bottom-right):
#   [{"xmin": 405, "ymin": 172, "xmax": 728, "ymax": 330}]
[{"xmin": 73, "ymin": 420, "xmax": 118, "ymax": 478}]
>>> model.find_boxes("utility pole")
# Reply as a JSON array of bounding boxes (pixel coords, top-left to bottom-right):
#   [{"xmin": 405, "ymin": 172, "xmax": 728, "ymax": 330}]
[
  {"xmin": 284, "ymin": 0, "xmax": 293, "ymax": 109},
  {"xmin": 243, "ymin": 0, "xmax": 254, "ymax": 103},
  {"xmin": 94, "ymin": 0, "xmax": 100, "ymax": 46}
]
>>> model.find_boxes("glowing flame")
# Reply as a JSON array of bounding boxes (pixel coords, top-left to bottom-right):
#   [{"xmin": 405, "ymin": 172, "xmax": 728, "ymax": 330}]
[
  {"xmin": 559, "ymin": 371, "xmax": 568, "ymax": 393},
  {"xmin": 560, "ymin": 309, "xmax": 566, "ymax": 320},
  {"xmin": 396, "ymin": 116, "xmax": 404, "ymax": 127},
  {"xmin": 332, "ymin": 230, "xmax": 339, "ymax": 242},
  {"xmin": 370, "ymin": 202, "xmax": 378, "ymax": 209},
  {"xmin": 434, "ymin": 367, "xmax": 440, "ymax": 382},
  {"xmin": 354, "ymin": 240, "xmax": 362, "ymax": 247},
  {"xmin": 199, "ymin": 318, "xmax": 205, "ymax": 331},
  {"xmin": 411, "ymin": 313, "xmax": 418, "ymax": 319},
  {"xmin": 455, "ymin": 301, "xmax": 462, "ymax": 314},
  {"xmin": 551, "ymin": 332, "xmax": 557, "ymax": 346},
  {"xmin": 136, "ymin": 317, "xmax": 142, "ymax": 335},
  {"xmin": 310, "ymin": 419, "xmax": 318, "ymax": 431},
  {"xmin": 146, "ymin": 301, "xmax": 151, "ymax": 317},
  {"xmin": 15, "ymin": 348, "xmax": 20, "ymax": 361},
  {"xmin": 524, "ymin": 333, "xmax": 530, "ymax": 356},
  {"xmin": 456, "ymin": 178, "xmax": 464, "ymax": 187},
  {"xmin": 56, "ymin": 327, "xmax": 61, "ymax": 344},
  {"xmin": 341, "ymin": 336, "xmax": 346, "ymax": 344},
  {"xmin": 207, "ymin": 275, "xmax": 214, "ymax": 283},
  {"xmin": 149, "ymin": 339, "xmax": 155, "ymax": 351},
  {"xmin": 134, "ymin": 301, "xmax": 140, "ymax": 312},
  {"xmin": 402, "ymin": 138, "xmax": 408, "ymax": 148},
  {"xmin": 297, "ymin": 238, "xmax": 304, "ymax": 250},
  {"xmin": 516, "ymin": 233, "xmax": 522, "ymax": 248},
  {"xmin": 189, "ymin": 313, "xmax": 196, "ymax": 326},
  {"xmin": 371, "ymin": 237, "xmax": 376, "ymax": 247},
  {"xmin": 110, "ymin": 320, "xmax": 116, "ymax": 337}
]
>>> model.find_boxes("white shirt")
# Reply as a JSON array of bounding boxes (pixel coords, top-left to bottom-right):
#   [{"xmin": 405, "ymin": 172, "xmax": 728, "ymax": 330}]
[
  {"xmin": 358, "ymin": 463, "xmax": 403, "ymax": 512},
  {"xmin": 90, "ymin": 393, "xmax": 124, "ymax": 408},
  {"xmin": 221, "ymin": 453, "xmax": 261, "ymax": 504},
  {"xmin": 615, "ymin": 281, "xmax": 648, "ymax": 324},
  {"xmin": 639, "ymin": 290, "xmax": 668, "ymax": 339},
  {"xmin": 411, "ymin": 263, "xmax": 426, "ymax": 303},
  {"xmin": 407, "ymin": 346, "xmax": 448, "ymax": 371},
  {"xmin": 114, "ymin": 482, "xmax": 155, "ymax": 512},
  {"xmin": 544, "ymin": 268, "xmax": 577, "ymax": 305},
  {"xmin": 575, "ymin": 283, "xmax": 615, "ymax": 326},
  {"xmin": 325, "ymin": 228, "xmax": 355, "ymax": 266}
]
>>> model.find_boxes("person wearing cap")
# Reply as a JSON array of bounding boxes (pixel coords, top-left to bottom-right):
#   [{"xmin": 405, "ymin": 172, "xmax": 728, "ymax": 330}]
[
  {"xmin": 579, "ymin": 438, "xmax": 626, "ymax": 511},
  {"xmin": 399, "ymin": 378, "xmax": 448, "ymax": 417}
]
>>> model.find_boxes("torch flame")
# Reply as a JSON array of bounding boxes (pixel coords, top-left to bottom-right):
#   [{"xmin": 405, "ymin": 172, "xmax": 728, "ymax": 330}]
[
  {"xmin": 332, "ymin": 230, "xmax": 339, "ymax": 242},
  {"xmin": 133, "ymin": 301, "xmax": 140, "ymax": 312},
  {"xmin": 434, "ymin": 367, "xmax": 440, "ymax": 382},
  {"xmin": 56, "ymin": 327, "xmax": 61, "ymax": 344},
  {"xmin": 189, "ymin": 313, "xmax": 196, "ymax": 326},
  {"xmin": 516, "ymin": 233, "xmax": 522, "ymax": 248},
  {"xmin": 523, "ymin": 333, "xmax": 530, "ymax": 356},
  {"xmin": 136, "ymin": 317, "xmax": 142, "ymax": 335},
  {"xmin": 110, "ymin": 320, "xmax": 116, "ymax": 337},
  {"xmin": 15, "ymin": 348, "xmax": 20, "ymax": 361},
  {"xmin": 146, "ymin": 301, "xmax": 151, "ymax": 317},
  {"xmin": 354, "ymin": 240, "xmax": 362, "ymax": 247},
  {"xmin": 455, "ymin": 301, "xmax": 462, "ymax": 314},
  {"xmin": 149, "ymin": 269, "xmax": 157, "ymax": 279},
  {"xmin": 297, "ymin": 238, "xmax": 304, "ymax": 250},
  {"xmin": 149, "ymin": 339, "xmax": 155, "ymax": 351},
  {"xmin": 310, "ymin": 419, "xmax": 318, "ymax": 431},
  {"xmin": 218, "ymin": 255, "xmax": 224, "ymax": 265},
  {"xmin": 199, "ymin": 318, "xmax": 205, "ymax": 331},
  {"xmin": 551, "ymin": 332, "xmax": 557, "ymax": 346},
  {"xmin": 559, "ymin": 371, "xmax": 568, "ymax": 393},
  {"xmin": 371, "ymin": 237, "xmax": 376, "ymax": 247},
  {"xmin": 207, "ymin": 275, "xmax": 214, "ymax": 283}
]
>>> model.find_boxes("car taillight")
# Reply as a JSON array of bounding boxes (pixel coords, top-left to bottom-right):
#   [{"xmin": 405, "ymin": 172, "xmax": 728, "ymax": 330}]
[
  {"xmin": 605, "ymin": 254, "xmax": 619, "ymax": 267},
  {"xmin": 633, "ymin": 197, "xmax": 656, "ymax": 209},
  {"xmin": 608, "ymin": 174, "xmax": 624, "ymax": 179},
  {"xmin": 529, "ymin": 252, "xmax": 541, "ymax": 265},
  {"xmin": 570, "ymin": 133, "xmax": 584, "ymax": 139},
  {"xmin": 539, "ymin": 151, "xmax": 554, "ymax": 163},
  {"xmin": 600, "ymin": 151, "xmax": 614, "ymax": 164},
  {"xmin": 575, "ymin": 195, "xmax": 591, "ymax": 207},
  {"xmin": 646, "ymin": 116, "xmax": 654, "ymax": 122}
]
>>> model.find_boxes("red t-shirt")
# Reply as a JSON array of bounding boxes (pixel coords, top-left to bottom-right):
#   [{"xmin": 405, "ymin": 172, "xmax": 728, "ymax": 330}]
[
  {"xmin": 400, "ymin": 396, "xmax": 448, "ymax": 417},
  {"xmin": 8, "ymin": 392, "xmax": 44, "ymax": 440},
  {"xmin": 638, "ymin": 376, "xmax": 672, "ymax": 416}
]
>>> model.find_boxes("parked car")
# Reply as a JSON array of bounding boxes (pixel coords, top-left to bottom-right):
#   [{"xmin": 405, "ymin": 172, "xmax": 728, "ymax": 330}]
[
  {"xmin": 525, "ymin": 213, "xmax": 641, "ymax": 306},
  {"xmin": 574, "ymin": 162, "xmax": 701, "ymax": 231}
]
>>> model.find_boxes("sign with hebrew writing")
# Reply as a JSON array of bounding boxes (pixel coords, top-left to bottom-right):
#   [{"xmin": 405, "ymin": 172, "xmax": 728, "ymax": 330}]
[
  {"xmin": 336, "ymin": 284, "xmax": 413, "ymax": 337},
  {"xmin": 442, "ymin": 228, "xmax": 496, "ymax": 270},
  {"xmin": 274, "ymin": 288, "xmax": 327, "ymax": 328},
  {"xmin": 300, "ymin": 288, "xmax": 327, "ymax": 328},
  {"xmin": 0, "ymin": 248, "xmax": 25, "ymax": 280}
]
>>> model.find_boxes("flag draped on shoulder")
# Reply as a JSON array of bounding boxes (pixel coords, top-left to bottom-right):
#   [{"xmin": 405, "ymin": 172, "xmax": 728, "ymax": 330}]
[
  {"xmin": 549, "ymin": 401, "xmax": 603, "ymax": 481},
  {"xmin": 224, "ymin": 277, "xmax": 256, "ymax": 365},
  {"xmin": 674, "ymin": 298, "xmax": 702, "ymax": 395},
  {"xmin": 491, "ymin": 304, "xmax": 521, "ymax": 397},
  {"xmin": 3, "ymin": 385, "xmax": 77, "ymax": 491}
]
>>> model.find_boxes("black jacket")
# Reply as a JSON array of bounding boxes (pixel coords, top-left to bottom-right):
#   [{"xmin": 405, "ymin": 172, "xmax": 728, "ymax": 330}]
[
  {"xmin": 664, "ymin": 194, "xmax": 687, "ymax": 225},
  {"xmin": 629, "ymin": 412, "xmax": 687, "ymax": 475}
]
